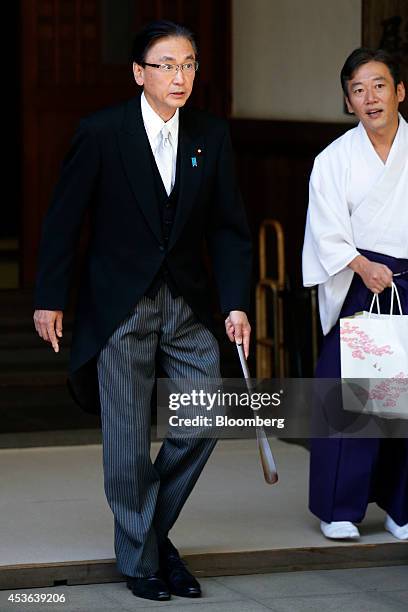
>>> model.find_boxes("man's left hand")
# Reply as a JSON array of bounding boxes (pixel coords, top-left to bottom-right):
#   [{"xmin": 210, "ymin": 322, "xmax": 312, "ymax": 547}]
[{"xmin": 225, "ymin": 310, "xmax": 251, "ymax": 359}]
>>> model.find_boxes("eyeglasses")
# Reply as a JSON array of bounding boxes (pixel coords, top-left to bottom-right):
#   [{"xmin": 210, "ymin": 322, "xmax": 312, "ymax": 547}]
[{"xmin": 141, "ymin": 61, "xmax": 199, "ymax": 74}]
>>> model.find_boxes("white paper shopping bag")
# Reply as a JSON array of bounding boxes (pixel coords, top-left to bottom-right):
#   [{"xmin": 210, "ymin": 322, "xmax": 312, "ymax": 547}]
[{"xmin": 340, "ymin": 283, "xmax": 408, "ymax": 419}]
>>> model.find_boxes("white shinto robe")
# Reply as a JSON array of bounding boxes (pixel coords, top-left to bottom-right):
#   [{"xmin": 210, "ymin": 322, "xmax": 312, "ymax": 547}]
[{"xmin": 302, "ymin": 114, "xmax": 408, "ymax": 335}]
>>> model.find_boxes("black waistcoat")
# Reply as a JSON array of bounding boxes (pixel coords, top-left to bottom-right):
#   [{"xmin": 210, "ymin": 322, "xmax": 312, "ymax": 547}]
[{"xmin": 145, "ymin": 144, "xmax": 181, "ymax": 298}]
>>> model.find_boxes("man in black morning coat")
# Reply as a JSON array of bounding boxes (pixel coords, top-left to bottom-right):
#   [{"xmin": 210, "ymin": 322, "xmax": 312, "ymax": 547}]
[{"xmin": 34, "ymin": 20, "xmax": 251, "ymax": 603}]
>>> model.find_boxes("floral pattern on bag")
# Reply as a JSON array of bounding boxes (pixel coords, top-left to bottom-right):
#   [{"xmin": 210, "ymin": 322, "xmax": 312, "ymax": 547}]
[
  {"xmin": 340, "ymin": 321, "xmax": 394, "ymax": 360},
  {"xmin": 368, "ymin": 373, "xmax": 408, "ymax": 408}
]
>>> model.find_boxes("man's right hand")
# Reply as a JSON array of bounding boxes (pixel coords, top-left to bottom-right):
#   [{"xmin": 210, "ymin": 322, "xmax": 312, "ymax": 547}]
[
  {"xmin": 33, "ymin": 310, "xmax": 64, "ymax": 353},
  {"xmin": 349, "ymin": 255, "xmax": 393, "ymax": 293}
]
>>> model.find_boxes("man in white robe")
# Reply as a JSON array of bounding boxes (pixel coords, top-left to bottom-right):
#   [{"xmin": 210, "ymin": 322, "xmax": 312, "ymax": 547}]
[{"xmin": 302, "ymin": 47, "xmax": 408, "ymax": 540}]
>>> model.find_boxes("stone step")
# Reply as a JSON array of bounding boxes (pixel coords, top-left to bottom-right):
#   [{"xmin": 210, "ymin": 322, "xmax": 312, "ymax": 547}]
[
  {"xmin": 0, "ymin": 345, "xmax": 70, "ymax": 367},
  {"xmin": 0, "ymin": 370, "xmax": 67, "ymax": 386},
  {"xmin": 0, "ymin": 316, "xmax": 74, "ymax": 334},
  {"xmin": 0, "ymin": 329, "xmax": 73, "ymax": 349},
  {"xmin": 0, "ymin": 385, "xmax": 75, "ymax": 410},
  {"xmin": 0, "ymin": 288, "xmax": 74, "ymax": 331},
  {"xmin": 0, "ymin": 391, "xmax": 100, "ymax": 433}
]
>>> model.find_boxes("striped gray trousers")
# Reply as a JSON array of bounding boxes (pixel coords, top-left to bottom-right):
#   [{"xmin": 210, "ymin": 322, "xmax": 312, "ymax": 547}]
[{"xmin": 97, "ymin": 284, "xmax": 220, "ymax": 577}]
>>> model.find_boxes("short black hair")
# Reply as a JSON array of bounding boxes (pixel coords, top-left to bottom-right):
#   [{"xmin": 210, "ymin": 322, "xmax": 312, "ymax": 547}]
[
  {"xmin": 131, "ymin": 20, "xmax": 197, "ymax": 65},
  {"xmin": 340, "ymin": 47, "xmax": 401, "ymax": 97}
]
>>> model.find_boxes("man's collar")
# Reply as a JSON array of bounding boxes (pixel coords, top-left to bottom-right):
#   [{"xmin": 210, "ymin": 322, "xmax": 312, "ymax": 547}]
[{"xmin": 141, "ymin": 91, "xmax": 179, "ymax": 144}]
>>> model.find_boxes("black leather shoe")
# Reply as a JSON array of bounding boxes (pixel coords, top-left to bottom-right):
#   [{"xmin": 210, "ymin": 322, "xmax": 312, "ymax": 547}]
[
  {"xmin": 159, "ymin": 537, "xmax": 201, "ymax": 598},
  {"xmin": 125, "ymin": 574, "xmax": 170, "ymax": 601}
]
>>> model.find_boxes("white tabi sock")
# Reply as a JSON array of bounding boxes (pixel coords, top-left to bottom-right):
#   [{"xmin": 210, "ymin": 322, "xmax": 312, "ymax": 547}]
[
  {"xmin": 385, "ymin": 514, "xmax": 408, "ymax": 540},
  {"xmin": 320, "ymin": 521, "xmax": 360, "ymax": 540}
]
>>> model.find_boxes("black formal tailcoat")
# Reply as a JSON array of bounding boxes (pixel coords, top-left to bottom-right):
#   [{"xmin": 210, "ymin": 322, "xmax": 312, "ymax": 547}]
[{"xmin": 34, "ymin": 94, "xmax": 252, "ymax": 413}]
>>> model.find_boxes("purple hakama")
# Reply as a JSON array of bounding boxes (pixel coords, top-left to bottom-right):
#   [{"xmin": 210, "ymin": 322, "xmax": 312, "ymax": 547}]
[{"xmin": 310, "ymin": 249, "xmax": 408, "ymax": 525}]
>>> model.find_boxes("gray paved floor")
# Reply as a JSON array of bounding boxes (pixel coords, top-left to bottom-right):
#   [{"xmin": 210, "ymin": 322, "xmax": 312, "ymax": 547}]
[{"xmin": 1, "ymin": 566, "xmax": 407, "ymax": 612}]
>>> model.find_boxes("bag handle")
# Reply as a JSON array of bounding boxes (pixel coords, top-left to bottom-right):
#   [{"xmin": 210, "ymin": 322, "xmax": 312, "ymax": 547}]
[
  {"xmin": 390, "ymin": 281, "xmax": 403, "ymax": 316},
  {"xmin": 368, "ymin": 282, "xmax": 403, "ymax": 318},
  {"xmin": 368, "ymin": 293, "xmax": 380, "ymax": 316}
]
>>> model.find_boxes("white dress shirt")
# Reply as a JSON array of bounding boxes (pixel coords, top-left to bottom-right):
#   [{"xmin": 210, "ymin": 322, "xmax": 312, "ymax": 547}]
[{"xmin": 141, "ymin": 91, "xmax": 179, "ymax": 194}]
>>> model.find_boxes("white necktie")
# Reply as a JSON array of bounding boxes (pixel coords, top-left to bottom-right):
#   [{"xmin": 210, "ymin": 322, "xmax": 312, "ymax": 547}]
[{"xmin": 155, "ymin": 126, "xmax": 174, "ymax": 196}]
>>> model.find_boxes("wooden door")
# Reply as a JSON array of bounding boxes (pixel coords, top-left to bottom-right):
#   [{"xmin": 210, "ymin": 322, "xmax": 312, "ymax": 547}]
[{"xmin": 362, "ymin": 0, "xmax": 408, "ymax": 116}]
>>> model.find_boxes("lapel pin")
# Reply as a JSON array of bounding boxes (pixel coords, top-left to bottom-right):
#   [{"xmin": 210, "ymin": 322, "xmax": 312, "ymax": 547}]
[{"xmin": 191, "ymin": 157, "xmax": 198, "ymax": 167}]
